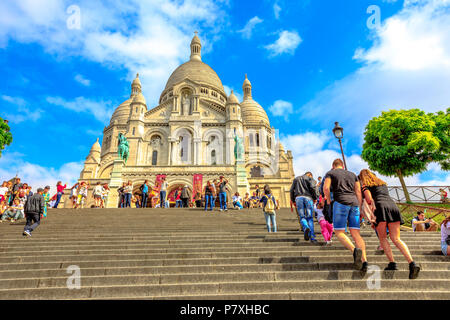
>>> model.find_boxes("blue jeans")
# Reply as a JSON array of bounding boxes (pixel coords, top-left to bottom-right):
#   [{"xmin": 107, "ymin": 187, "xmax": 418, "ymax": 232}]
[
  {"xmin": 264, "ymin": 212, "xmax": 277, "ymax": 232},
  {"xmin": 24, "ymin": 213, "xmax": 40, "ymax": 233},
  {"xmin": 141, "ymin": 192, "xmax": 148, "ymax": 208},
  {"xmin": 160, "ymin": 191, "xmax": 167, "ymax": 208},
  {"xmin": 233, "ymin": 201, "xmax": 243, "ymax": 209},
  {"xmin": 53, "ymin": 192, "xmax": 63, "ymax": 208},
  {"xmin": 205, "ymin": 194, "xmax": 213, "ymax": 211},
  {"xmin": 332, "ymin": 201, "xmax": 360, "ymax": 230},
  {"xmin": 219, "ymin": 192, "xmax": 227, "ymax": 210},
  {"xmin": 175, "ymin": 200, "xmax": 182, "ymax": 208},
  {"xmin": 212, "ymin": 196, "xmax": 216, "ymax": 208},
  {"xmin": 124, "ymin": 193, "xmax": 131, "ymax": 208},
  {"xmin": 295, "ymin": 196, "xmax": 316, "ymax": 240}
]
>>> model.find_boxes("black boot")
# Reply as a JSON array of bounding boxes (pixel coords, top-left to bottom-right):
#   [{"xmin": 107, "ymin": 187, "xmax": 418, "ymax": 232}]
[
  {"xmin": 409, "ymin": 261, "xmax": 420, "ymax": 279},
  {"xmin": 385, "ymin": 262, "xmax": 398, "ymax": 271},
  {"xmin": 353, "ymin": 248, "xmax": 363, "ymax": 270},
  {"xmin": 361, "ymin": 261, "xmax": 368, "ymax": 272}
]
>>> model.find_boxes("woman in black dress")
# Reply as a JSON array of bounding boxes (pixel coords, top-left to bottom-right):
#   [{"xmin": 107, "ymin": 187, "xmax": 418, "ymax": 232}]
[{"xmin": 359, "ymin": 169, "xmax": 420, "ymax": 279}]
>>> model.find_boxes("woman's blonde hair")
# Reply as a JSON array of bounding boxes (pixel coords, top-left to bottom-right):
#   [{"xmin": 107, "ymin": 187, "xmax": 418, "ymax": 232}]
[{"xmin": 358, "ymin": 169, "xmax": 386, "ymax": 187}]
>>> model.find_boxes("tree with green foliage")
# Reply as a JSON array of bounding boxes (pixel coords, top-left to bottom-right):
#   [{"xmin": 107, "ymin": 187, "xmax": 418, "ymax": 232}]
[
  {"xmin": 429, "ymin": 108, "xmax": 450, "ymax": 171},
  {"xmin": 0, "ymin": 117, "xmax": 13, "ymax": 157},
  {"xmin": 362, "ymin": 109, "xmax": 448, "ymax": 203}
]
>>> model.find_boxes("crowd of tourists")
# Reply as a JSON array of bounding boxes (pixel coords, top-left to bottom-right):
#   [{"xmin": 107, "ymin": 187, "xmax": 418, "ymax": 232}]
[
  {"xmin": 1, "ymin": 159, "xmax": 448, "ymax": 272},
  {"xmin": 0, "ymin": 178, "xmax": 55, "ymax": 237}
]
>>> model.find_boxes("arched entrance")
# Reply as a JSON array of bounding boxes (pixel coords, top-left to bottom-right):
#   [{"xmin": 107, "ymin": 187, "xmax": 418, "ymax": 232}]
[{"xmin": 167, "ymin": 184, "xmax": 193, "ymax": 207}]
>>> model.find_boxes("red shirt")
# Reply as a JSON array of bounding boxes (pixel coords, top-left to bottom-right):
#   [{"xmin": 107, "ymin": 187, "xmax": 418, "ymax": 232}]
[{"xmin": 57, "ymin": 184, "xmax": 67, "ymax": 193}]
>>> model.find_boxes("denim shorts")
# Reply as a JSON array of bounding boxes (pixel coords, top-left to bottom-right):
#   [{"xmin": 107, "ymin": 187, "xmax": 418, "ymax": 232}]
[
  {"xmin": 333, "ymin": 201, "xmax": 360, "ymax": 230},
  {"xmin": 442, "ymin": 241, "xmax": 448, "ymax": 256}
]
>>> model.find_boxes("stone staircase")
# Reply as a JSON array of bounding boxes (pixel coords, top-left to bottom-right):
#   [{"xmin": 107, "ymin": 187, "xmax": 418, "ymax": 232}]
[{"xmin": 0, "ymin": 208, "xmax": 448, "ymax": 300}]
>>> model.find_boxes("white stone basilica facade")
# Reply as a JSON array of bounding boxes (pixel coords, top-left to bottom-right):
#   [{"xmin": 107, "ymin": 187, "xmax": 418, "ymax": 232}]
[{"xmin": 69, "ymin": 34, "xmax": 295, "ymax": 208}]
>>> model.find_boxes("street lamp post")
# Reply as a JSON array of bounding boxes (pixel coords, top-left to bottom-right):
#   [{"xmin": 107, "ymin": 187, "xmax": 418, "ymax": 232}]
[{"xmin": 332, "ymin": 122, "xmax": 347, "ymax": 170}]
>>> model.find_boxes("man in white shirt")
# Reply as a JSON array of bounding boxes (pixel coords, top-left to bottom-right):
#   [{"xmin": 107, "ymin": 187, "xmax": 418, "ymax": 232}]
[
  {"xmin": 412, "ymin": 211, "xmax": 438, "ymax": 232},
  {"xmin": 160, "ymin": 177, "xmax": 168, "ymax": 208}
]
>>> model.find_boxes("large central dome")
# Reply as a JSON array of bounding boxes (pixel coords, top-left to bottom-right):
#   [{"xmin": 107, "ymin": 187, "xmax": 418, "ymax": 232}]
[
  {"xmin": 164, "ymin": 33, "xmax": 225, "ymax": 94},
  {"xmin": 164, "ymin": 60, "xmax": 224, "ymax": 92}
]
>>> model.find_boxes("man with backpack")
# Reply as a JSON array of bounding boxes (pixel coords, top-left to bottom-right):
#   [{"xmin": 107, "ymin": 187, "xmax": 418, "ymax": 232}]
[
  {"xmin": 290, "ymin": 172, "xmax": 319, "ymax": 243},
  {"xmin": 260, "ymin": 186, "xmax": 278, "ymax": 233},
  {"xmin": 23, "ymin": 187, "xmax": 45, "ymax": 237}
]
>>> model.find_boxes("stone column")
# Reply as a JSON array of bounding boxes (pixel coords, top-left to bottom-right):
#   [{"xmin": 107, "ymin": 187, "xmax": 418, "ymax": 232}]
[
  {"xmin": 193, "ymin": 138, "xmax": 201, "ymax": 165},
  {"xmin": 168, "ymin": 140, "xmax": 172, "ymax": 166},
  {"xmin": 235, "ymin": 159, "xmax": 250, "ymax": 197}
]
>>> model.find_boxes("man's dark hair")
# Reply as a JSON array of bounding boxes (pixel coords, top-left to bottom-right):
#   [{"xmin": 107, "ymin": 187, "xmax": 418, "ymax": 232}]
[
  {"xmin": 305, "ymin": 172, "xmax": 313, "ymax": 177},
  {"xmin": 332, "ymin": 159, "xmax": 344, "ymax": 168}
]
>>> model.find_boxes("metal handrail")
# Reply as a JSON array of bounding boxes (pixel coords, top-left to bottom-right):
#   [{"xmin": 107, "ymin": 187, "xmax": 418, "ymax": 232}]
[{"xmin": 388, "ymin": 186, "xmax": 449, "ymax": 203}]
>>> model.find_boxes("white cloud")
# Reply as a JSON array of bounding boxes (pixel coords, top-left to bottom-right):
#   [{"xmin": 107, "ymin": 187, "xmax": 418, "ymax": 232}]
[
  {"xmin": 1, "ymin": 95, "xmax": 42, "ymax": 123},
  {"xmin": 74, "ymin": 74, "xmax": 91, "ymax": 86},
  {"xmin": 0, "ymin": 0, "xmax": 228, "ymax": 106},
  {"xmin": 269, "ymin": 100, "xmax": 293, "ymax": 121},
  {"xmin": 300, "ymin": 0, "xmax": 450, "ymax": 137},
  {"xmin": 265, "ymin": 30, "xmax": 302, "ymax": 57},
  {"xmin": 46, "ymin": 96, "xmax": 114, "ymax": 123},
  {"xmin": 238, "ymin": 16, "xmax": 263, "ymax": 39},
  {"xmin": 274, "ymin": 3, "xmax": 282, "ymax": 19},
  {"xmin": 355, "ymin": 1, "xmax": 450, "ymax": 71},
  {"xmin": 0, "ymin": 151, "xmax": 83, "ymax": 195}
]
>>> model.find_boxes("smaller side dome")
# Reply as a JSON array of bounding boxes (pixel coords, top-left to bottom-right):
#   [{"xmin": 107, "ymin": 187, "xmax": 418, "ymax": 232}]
[
  {"xmin": 132, "ymin": 73, "xmax": 141, "ymax": 87},
  {"xmin": 90, "ymin": 138, "xmax": 101, "ymax": 153},
  {"xmin": 131, "ymin": 73, "xmax": 142, "ymax": 97},
  {"xmin": 226, "ymin": 90, "xmax": 240, "ymax": 105},
  {"xmin": 86, "ymin": 138, "xmax": 101, "ymax": 164},
  {"xmin": 131, "ymin": 92, "xmax": 147, "ymax": 106},
  {"xmin": 243, "ymin": 74, "xmax": 251, "ymax": 87},
  {"xmin": 243, "ymin": 74, "xmax": 252, "ymax": 100}
]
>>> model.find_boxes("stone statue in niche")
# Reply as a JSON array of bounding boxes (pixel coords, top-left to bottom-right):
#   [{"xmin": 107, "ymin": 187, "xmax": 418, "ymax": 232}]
[
  {"xmin": 182, "ymin": 94, "xmax": 191, "ymax": 115},
  {"xmin": 150, "ymin": 136, "xmax": 161, "ymax": 148}
]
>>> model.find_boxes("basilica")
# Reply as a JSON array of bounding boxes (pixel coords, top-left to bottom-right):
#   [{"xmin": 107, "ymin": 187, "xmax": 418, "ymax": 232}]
[{"xmin": 72, "ymin": 34, "xmax": 295, "ymax": 208}]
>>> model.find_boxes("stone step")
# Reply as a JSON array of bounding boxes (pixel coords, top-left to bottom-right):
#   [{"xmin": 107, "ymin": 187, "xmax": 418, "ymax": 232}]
[
  {"xmin": 133, "ymin": 290, "xmax": 450, "ymax": 300},
  {"xmin": 0, "ymin": 279, "xmax": 448, "ymax": 299},
  {"xmin": 0, "ymin": 249, "xmax": 443, "ymax": 263},
  {"xmin": 0, "ymin": 208, "xmax": 447, "ymax": 300},
  {"xmin": 2, "ymin": 261, "xmax": 448, "ymax": 279},
  {"xmin": 0, "ymin": 238, "xmax": 441, "ymax": 248},
  {"xmin": 0, "ymin": 242, "xmax": 441, "ymax": 253},
  {"xmin": 1, "ymin": 269, "xmax": 449, "ymax": 290},
  {"xmin": 0, "ymin": 245, "xmax": 441, "ymax": 256},
  {"xmin": 0, "ymin": 255, "xmax": 447, "ymax": 271}
]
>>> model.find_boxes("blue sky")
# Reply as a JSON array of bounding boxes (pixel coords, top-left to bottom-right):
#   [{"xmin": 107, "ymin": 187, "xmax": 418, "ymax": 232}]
[{"xmin": 0, "ymin": 0, "xmax": 449, "ymax": 192}]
